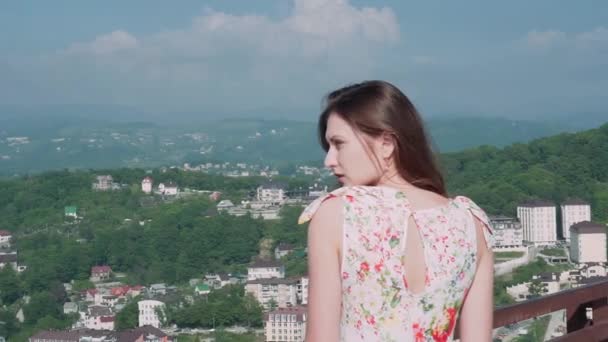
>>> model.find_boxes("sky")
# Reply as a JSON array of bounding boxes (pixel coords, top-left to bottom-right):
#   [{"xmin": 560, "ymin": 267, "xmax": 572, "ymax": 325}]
[{"xmin": 1, "ymin": 0, "xmax": 607, "ymax": 121}]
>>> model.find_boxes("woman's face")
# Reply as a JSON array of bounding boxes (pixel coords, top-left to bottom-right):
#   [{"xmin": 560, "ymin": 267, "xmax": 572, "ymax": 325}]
[{"xmin": 323, "ymin": 113, "xmax": 384, "ymax": 186}]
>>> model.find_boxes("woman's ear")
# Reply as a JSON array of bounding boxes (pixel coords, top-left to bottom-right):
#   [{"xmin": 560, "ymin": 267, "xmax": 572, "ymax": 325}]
[{"xmin": 380, "ymin": 132, "xmax": 396, "ymax": 159}]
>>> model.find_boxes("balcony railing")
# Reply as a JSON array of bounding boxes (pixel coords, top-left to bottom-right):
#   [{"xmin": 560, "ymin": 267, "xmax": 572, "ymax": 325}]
[{"xmin": 454, "ymin": 279, "xmax": 608, "ymax": 341}]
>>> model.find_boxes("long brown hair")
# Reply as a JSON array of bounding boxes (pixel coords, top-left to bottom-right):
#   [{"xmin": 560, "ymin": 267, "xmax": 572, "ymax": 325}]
[{"xmin": 318, "ymin": 80, "xmax": 447, "ymax": 196}]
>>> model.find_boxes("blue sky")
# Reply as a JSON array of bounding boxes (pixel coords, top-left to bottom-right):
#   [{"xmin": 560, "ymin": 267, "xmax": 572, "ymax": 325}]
[{"xmin": 1, "ymin": 0, "xmax": 607, "ymax": 121}]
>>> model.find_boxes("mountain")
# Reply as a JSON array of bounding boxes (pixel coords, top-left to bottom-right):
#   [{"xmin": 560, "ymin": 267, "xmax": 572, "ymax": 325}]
[
  {"xmin": 0, "ymin": 113, "xmax": 605, "ymax": 175},
  {"xmin": 443, "ymin": 123, "xmax": 608, "ymax": 222}
]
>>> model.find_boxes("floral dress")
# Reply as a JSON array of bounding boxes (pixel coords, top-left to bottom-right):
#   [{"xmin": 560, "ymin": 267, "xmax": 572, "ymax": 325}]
[{"xmin": 298, "ymin": 186, "xmax": 494, "ymax": 342}]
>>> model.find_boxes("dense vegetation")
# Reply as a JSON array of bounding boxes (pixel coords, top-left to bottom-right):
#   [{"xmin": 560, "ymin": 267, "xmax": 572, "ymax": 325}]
[{"xmin": 444, "ymin": 123, "xmax": 608, "ymax": 223}]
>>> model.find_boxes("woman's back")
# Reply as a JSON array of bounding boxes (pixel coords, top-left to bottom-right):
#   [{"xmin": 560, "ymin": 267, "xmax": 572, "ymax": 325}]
[{"xmin": 299, "ymin": 185, "xmax": 494, "ymax": 341}]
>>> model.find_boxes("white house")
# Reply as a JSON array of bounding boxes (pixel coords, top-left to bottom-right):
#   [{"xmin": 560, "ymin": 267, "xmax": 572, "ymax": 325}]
[
  {"xmin": 275, "ymin": 243, "xmax": 295, "ymax": 259},
  {"xmin": 256, "ymin": 182, "xmax": 287, "ymax": 204},
  {"xmin": 92, "ymin": 175, "xmax": 114, "ymax": 191},
  {"xmin": 63, "ymin": 302, "xmax": 78, "ymax": 314},
  {"xmin": 561, "ymin": 199, "xmax": 591, "ymax": 241},
  {"xmin": 245, "ymin": 278, "xmax": 298, "ymax": 309},
  {"xmin": 297, "ymin": 276, "xmax": 309, "ymax": 305},
  {"xmin": 0, "ymin": 252, "xmax": 18, "ymax": 271},
  {"xmin": 141, "ymin": 177, "xmax": 153, "ymax": 194},
  {"xmin": 0, "ymin": 230, "xmax": 12, "ymax": 246},
  {"xmin": 216, "ymin": 200, "xmax": 235, "ymax": 211},
  {"xmin": 265, "ymin": 306, "xmax": 307, "ymax": 342},
  {"xmin": 163, "ymin": 182, "xmax": 179, "ymax": 196},
  {"xmin": 94, "ymin": 294, "xmax": 119, "ymax": 308},
  {"xmin": 570, "ymin": 221, "xmax": 607, "ymax": 264},
  {"xmin": 83, "ymin": 305, "xmax": 115, "ymax": 330},
  {"xmin": 517, "ymin": 200, "xmax": 557, "ymax": 246},
  {"xmin": 138, "ymin": 300, "xmax": 165, "ymax": 328},
  {"xmin": 248, "ymin": 258, "xmax": 285, "ymax": 281},
  {"xmin": 204, "ymin": 273, "xmax": 234, "ymax": 289},
  {"xmin": 489, "ymin": 216, "xmax": 523, "ymax": 248},
  {"xmin": 90, "ymin": 266, "xmax": 112, "ymax": 282}
]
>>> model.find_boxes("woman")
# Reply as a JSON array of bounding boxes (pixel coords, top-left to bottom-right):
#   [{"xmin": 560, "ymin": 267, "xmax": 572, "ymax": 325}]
[{"xmin": 298, "ymin": 81, "xmax": 494, "ymax": 341}]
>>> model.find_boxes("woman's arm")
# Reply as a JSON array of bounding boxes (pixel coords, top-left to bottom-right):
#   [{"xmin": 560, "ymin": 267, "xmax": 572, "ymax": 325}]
[
  {"xmin": 459, "ymin": 217, "xmax": 495, "ymax": 341},
  {"xmin": 306, "ymin": 197, "xmax": 343, "ymax": 342}
]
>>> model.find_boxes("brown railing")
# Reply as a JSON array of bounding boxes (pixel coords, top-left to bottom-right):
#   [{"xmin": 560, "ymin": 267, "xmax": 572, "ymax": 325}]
[{"xmin": 454, "ymin": 280, "xmax": 608, "ymax": 341}]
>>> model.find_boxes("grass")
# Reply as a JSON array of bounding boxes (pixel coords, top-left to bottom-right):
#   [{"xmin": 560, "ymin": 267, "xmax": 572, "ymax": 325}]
[
  {"xmin": 495, "ymin": 251, "xmax": 525, "ymax": 259},
  {"xmin": 540, "ymin": 248, "xmax": 566, "ymax": 257}
]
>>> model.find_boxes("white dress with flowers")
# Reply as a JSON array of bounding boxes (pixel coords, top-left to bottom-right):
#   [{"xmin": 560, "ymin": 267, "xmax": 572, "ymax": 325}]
[{"xmin": 298, "ymin": 186, "xmax": 494, "ymax": 342}]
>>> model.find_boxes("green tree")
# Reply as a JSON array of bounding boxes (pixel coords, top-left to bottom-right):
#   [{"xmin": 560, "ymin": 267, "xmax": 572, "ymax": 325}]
[
  {"xmin": 528, "ymin": 279, "xmax": 546, "ymax": 299},
  {"xmin": 116, "ymin": 298, "xmax": 140, "ymax": 330},
  {"xmin": 0, "ymin": 266, "xmax": 23, "ymax": 305}
]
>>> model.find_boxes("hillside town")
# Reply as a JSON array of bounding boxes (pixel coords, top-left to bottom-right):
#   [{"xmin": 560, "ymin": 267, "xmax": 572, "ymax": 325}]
[{"xmin": 0, "ymin": 165, "xmax": 602, "ymax": 342}]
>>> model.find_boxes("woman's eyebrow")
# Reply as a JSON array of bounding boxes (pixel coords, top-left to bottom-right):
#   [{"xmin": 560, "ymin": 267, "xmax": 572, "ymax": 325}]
[{"xmin": 326, "ymin": 134, "xmax": 345, "ymax": 142}]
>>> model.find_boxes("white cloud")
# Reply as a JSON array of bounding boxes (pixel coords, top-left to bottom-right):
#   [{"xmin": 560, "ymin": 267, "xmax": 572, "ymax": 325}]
[
  {"xmin": 524, "ymin": 29, "xmax": 566, "ymax": 49},
  {"xmin": 66, "ymin": 30, "xmax": 138, "ymax": 55},
  {"xmin": 523, "ymin": 27, "xmax": 608, "ymax": 51},
  {"xmin": 575, "ymin": 26, "xmax": 608, "ymax": 47},
  {"xmin": 42, "ymin": 0, "xmax": 400, "ymax": 112}
]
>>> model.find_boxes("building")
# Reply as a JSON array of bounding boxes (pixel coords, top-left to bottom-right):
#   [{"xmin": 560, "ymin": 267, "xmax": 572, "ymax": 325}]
[
  {"xmin": 257, "ymin": 182, "xmax": 287, "ymax": 204},
  {"xmin": 163, "ymin": 182, "xmax": 179, "ymax": 196},
  {"xmin": 30, "ymin": 331, "xmax": 81, "ymax": 342},
  {"xmin": 138, "ymin": 300, "xmax": 165, "ymax": 328},
  {"xmin": 245, "ymin": 278, "xmax": 298, "ymax": 309},
  {"xmin": 570, "ymin": 221, "xmax": 607, "ymax": 264},
  {"xmin": 0, "ymin": 230, "xmax": 12, "ymax": 247},
  {"xmin": 517, "ymin": 200, "xmax": 557, "ymax": 246},
  {"xmin": 209, "ymin": 191, "xmax": 222, "ymax": 201},
  {"xmin": 90, "ymin": 266, "xmax": 112, "ymax": 282},
  {"xmin": 0, "ymin": 252, "xmax": 20, "ymax": 271},
  {"xmin": 83, "ymin": 305, "xmax": 115, "ymax": 330},
  {"xmin": 248, "ymin": 258, "xmax": 285, "ymax": 281},
  {"xmin": 194, "ymin": 283, "xmax": 210, "ymax": 295},
  {"xmin": 118, "ymin": 325, "xmax": 173, "ymax": 342},
  {"xmin": 157, "ymin": 182, "xmax": 178, "ymax": 196},
  {"xmin": 148, "ymin": 283, "xmax": 167, "ymax": 296},
  {"xmin": 141, "ymin": 177, "xmax": 153, "ymax": 194},
  {"xmin": 265, "ymin": 306, "xmax": 307, "ymax": 342},
  {"xmin": 561, "ymin": 199, "xmax": 592, "ymax": 241},
  {"xmin": 489, "ymin": 216, "xmax": 523, "ymax": 248},
  {"xmin": 63, "ymin": 302, "xmax": 78, "ymax": 314},
  {"xmin": 274, "ymin": 243, "xmax": 295, "ymax": 259},
  {"xmin": 506, "ymin": 272, "xmax": 562, "ymax": 301},
  {"xmin": 65, "ymin": 206, "xmax": 78, "ymax": 218},
  {"xmin": 93, "ymin": 175, "xmax": 114, "ymax": 191},
  {"xmin": 216, "ymin": 200, "xmax": 235, "ymax": 211},
  {"xmin": 95, "ymin": 293, "xmax": 119, "ymax": 308},
  {"xmin": 204, "ymin": 273, "xmax": 236, "ymax": 289},
  {"xmin": 296, "ymin": 276, "xmax": 309, "ymax": 305}
]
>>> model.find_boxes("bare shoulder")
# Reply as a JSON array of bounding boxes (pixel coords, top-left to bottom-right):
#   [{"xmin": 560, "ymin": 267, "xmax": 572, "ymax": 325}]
[
  {"xmin": 309, "ymin": 196, "xmax": 343, "ymax": 229},
  {"xmin": 308, "ymin": 196, "xmax": 343, "ymax": 249},
  {"xmin": 473, "ymin": 216, "xmax": 494, "ymax": 258}
]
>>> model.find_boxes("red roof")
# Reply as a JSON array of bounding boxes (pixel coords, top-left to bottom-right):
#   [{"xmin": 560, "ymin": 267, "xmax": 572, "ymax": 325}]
[
  {"xmin": 0, "ymin": 230, "xmax": 11, "ymax": 236},
  {"xmin": 91, "ymin": 265, "xmax": 112, "ymax": 274},
  {"xmin": 111, "ymin": 286, "xmax": 130, "ymax": 296},
  {"xmin": 100, "ymin": 316, "xmax": 115, "ymax": 323},
  {"xmin": 84, "ymin": 288, "xmax": 98, "ymax": 296}
]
